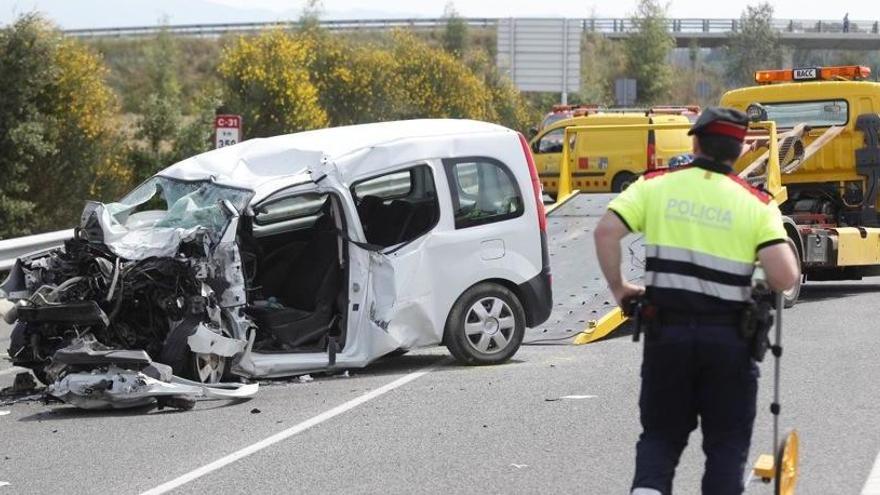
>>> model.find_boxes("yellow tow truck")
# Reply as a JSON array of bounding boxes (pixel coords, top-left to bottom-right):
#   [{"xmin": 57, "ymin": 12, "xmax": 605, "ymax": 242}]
[
  {"xmin": 555, "ymin": 64, "xmax": 880, "ymax": 308},
  {"xmin": 723, "ymin": 65, "xmax": 880, "ymax": 306}
]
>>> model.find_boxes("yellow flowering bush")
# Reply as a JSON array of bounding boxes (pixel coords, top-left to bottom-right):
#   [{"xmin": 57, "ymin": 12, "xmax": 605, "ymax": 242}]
[
  {"xmin": 219, "ymin": 29, "xmax": 328, "ymax": 137},
  {"xmin": 390, "ymin": 30, "xmax": 492, "ymax": 120},
  {"xmin": 217, "ymin": 28, "xmax": 533, "ymax": 133},
  {"xmin": 304, "ymin": 29, "xmax": 405, "ymax": 125}
]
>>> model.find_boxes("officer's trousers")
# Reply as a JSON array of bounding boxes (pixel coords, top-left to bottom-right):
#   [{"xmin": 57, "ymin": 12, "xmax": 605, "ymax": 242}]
[{"xmin": 631, "ymin": 322, "xmax": 759, "ymax": 495}]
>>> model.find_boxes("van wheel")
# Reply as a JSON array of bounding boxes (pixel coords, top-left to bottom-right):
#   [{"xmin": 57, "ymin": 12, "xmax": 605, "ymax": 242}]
[
  {"xmin": 445, "ymin": 283, "xmax": 525, "ymax": 365},
  {"xmin": 611, "ymin": 172, "xmax": 637, "ymax": 193},
  {"xmin": 184, "ymin": 351, "xmax": 227, "ymax": 384},
  {"xmin": 782, "ymin": 237, "xmax": 802, "ymax": 308}
]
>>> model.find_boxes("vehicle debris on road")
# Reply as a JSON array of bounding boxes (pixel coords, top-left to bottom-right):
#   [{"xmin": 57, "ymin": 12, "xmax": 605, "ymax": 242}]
[{"xmin": 46, "ymin": 336, "xmax": 257, "ymax": 410}]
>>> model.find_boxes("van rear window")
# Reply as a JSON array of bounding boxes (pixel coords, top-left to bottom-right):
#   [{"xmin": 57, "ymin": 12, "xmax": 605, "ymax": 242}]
[
  {"xmin": 762, "ymin": 100, "xmax": 848, "ymax": 128},
  {"xmin": 443, "ymin": 158, "xmax": 524, "ymax": 229}
]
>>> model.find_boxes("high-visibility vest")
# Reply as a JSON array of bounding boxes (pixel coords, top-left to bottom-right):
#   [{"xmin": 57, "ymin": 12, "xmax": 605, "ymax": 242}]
[{"xmin": 608, "ymin": 157, "xmax": 787, "ymax": 313}]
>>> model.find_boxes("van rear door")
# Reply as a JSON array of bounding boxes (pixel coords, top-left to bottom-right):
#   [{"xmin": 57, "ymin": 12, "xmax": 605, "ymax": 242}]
[{"xmin": 653, "ymin": 115, "xmax": 693, "ymax": 168}]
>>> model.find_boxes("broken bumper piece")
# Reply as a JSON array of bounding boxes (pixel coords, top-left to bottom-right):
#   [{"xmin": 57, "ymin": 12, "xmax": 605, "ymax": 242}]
[
  {"xmin": 44, "ymin": 336, "xmax": 257, "ymax": 411},
  {"xmin": 49, "ymin": 366, "xmax": 258, "ymax": 410}
]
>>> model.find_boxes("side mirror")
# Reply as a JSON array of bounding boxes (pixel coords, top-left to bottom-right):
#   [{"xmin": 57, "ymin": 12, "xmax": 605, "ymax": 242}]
[{"xmin": 746, "ymin": 103, "xmax": 768, "ymax": 123}]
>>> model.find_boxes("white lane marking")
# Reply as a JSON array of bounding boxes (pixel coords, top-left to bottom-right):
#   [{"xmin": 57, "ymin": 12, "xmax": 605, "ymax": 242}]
[
  {"xmin": 862, "ymin": 449, "xmax": 880, "ymax": 495},
  {"xmin": 0, "ymin": 367, "xmax": 25, "ymax": 377},
  {"xmin": 561, "ymin": 395, "xmax": 597, "ymax": 400},
  {"xmin": 140, "ymin": 361, "xmax": 443, "ymax": 495}
]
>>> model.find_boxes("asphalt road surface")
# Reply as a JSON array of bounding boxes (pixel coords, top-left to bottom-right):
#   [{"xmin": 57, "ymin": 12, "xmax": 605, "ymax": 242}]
[{"xmin": 1, "ymin": 195, "xmax": 878, "ymax": 494}]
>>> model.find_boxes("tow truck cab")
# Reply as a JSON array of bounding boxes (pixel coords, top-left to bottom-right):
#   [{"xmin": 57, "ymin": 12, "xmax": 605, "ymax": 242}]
[{"xmin": 721, "ymin": 65, "xmax": 880, "ymax": 304}]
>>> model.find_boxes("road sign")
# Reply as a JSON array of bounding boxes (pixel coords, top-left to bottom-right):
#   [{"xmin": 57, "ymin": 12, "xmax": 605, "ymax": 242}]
[
  {"xmin": 696, "ymin": 80, "xmax": 712, "ymax": 99},
  {"xmin": 496, "ymin": 18, "xmax": 582, "ymax": 102},
  {"xmin": 214, "ymin": 114, "xmax": 242, "ymax": 149},
  {"xmin": 615, "ymin": 78, "xmax": 637, "ymax": 106}
]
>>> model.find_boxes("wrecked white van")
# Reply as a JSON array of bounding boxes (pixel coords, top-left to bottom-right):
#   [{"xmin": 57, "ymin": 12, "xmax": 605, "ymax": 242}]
[{"xmin": 3, "ymin": 119, "xmax": 552, "ymax": 385}]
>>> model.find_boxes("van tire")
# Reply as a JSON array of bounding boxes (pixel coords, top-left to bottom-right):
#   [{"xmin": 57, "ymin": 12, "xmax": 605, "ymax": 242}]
[
  {"xmin": 183, "ymin": 350, "xmax": 228, "ymax": 384},
  {"xmin": 611, "ymin": 172, "xmax": 637, "ymax": 193},
  {"xmin": 781, "ymin": 237, "xmax": 802, "ymax": 308},
  {"xmin": 445, "ymin": 282, "xmax": 525, "ymax": 366}
]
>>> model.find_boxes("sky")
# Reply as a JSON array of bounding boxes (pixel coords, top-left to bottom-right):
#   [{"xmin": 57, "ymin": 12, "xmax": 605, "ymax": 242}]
[{"xmin": 1, "ymin": 0, "xmax": 876, "ymax": 29}]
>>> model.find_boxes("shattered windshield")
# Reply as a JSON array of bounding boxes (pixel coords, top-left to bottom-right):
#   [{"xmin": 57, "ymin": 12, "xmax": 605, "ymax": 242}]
[{"xmin": 108, "ymin": 177, "xmax": 253, "ymax": 236}]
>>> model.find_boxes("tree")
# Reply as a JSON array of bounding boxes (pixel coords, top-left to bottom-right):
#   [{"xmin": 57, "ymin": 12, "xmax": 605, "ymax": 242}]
[
  {"xmin": 299, "ymin": 0, "xmax": 323, "ymax": 30},
  {"xmin": 581, "ymin": 33, "xmax": 628, "ymax": 105},
  {"xmin": 303, "ymin": 29, "xmax": 405, "ymax": 126},
  {"xmin": 623, "ymin": 0, "xmax": 674, "ymax": 105},
  {"xmin": 465, "ymin": 50, "xmax": 538, "ymax": 132},
  {"xmin": 0, "ymin": 14, "xmax": 125, "ymax": 236},
  {"xmin": 390, "ymin": 30, "xmax": 492, "ymax": 120},
  {"xmin": 725, "ymin": 3, "xmax": 783, "ymax": 86},
  {"xmin": 218, "ymin": 30, "xmax": 328, "ymax": 138},
  {"xmin": 442, "ymin": 2, "xmax": 468, "ymax": 59},
  {"xmin": 169, "ymin": 86, "xmax": 223, "ymax": 164},
  {"xmin": 130, "ymin": 26, "xmax": 183, "ymax": 180}
]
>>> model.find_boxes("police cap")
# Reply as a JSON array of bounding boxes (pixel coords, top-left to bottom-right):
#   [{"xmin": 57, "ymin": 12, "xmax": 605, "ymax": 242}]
[{"xmin": 688, "ymin": 106, "xmax": 749, "ymax": 142}]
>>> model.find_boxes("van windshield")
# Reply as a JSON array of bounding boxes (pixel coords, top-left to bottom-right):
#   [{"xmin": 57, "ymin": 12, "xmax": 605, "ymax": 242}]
[
  {"xmin": 109, "ymin": 177, "xmax": 253, "ymax": 236},
  {"xmin": 762, "ymin": 100, "xmax": 848, "ymax": 128}
]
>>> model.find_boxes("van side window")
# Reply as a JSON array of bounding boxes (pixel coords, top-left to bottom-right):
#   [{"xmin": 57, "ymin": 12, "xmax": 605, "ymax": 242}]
[
  {"xmin": 351, "ymin": 165, "xmax": 440, "ymax": 248},
  {"xmin": 351, "ymin": 170, "xmax": 412, "ymax": 200},
  {"xmin": 444, "ymin": 158, "xmax": 524, "ymax": 229},
  {"xmin": 254, "ymin": 193, "xmax": 327, "ymax": 226}
]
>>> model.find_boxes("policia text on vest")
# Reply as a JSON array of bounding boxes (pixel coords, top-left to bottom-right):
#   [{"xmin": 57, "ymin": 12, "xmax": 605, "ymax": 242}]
[{"xmin": 665, "ymin": 198, "xmax": 733, "ymax": 229}]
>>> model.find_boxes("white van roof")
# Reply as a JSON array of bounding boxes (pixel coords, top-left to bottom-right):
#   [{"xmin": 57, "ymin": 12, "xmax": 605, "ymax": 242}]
[{"xmin": 159, "ymin": 119, "xmax": 511, "ymax": 196}]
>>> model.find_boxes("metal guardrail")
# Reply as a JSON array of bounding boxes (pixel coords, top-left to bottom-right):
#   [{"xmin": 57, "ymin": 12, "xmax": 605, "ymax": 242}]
[
  {"xmin": 592, "ymin": 17, "xmax": 880, "ymax": 35},
  {"xmin": 60, "ymin": 17, "xmax": 880, "ymax": 39},
  {"xmin": 63, "ymin": 17, "xmax": 497, "ymax": 38},
  {"xmin": 0, "ymin": 229, "xmax": 73, "ymax": 271}
]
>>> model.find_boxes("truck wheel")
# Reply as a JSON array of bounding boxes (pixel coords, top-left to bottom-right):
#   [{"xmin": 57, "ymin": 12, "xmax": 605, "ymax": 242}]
[
  {"xmin": 782, "ymin": 237, "xmax": 802, "ymax": 308},
  {"xmin": 445, "ymin": 283, "xmax": 525, "ymax": 365},
  {"xmin": 611, "ymin": 172, "xmax": 637, "ymax": 193}
]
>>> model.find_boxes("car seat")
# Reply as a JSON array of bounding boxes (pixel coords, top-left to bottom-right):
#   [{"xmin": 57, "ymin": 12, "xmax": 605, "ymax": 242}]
[{"xmin": 247, "ymin": 202, "xmax": 341, "ymax": 349}]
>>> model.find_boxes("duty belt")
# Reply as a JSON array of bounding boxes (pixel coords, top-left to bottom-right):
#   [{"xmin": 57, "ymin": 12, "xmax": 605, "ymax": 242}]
[
  {"xmin": 654, "ymin": 311, "xmax": 741, "ymax": 326},
  {"xmin": 622, "ymin": 296, "xmax": 742, "ymax": 342}
]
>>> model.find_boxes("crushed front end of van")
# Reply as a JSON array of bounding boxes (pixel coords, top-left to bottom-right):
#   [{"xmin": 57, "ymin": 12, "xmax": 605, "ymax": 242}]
[{"xmin": 2, "ymin": 177, "xmax": 258, "ymax": 409}]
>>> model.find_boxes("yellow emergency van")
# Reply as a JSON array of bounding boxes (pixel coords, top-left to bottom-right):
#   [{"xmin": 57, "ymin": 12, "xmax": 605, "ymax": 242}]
[{"xmin": 530, "ymin": 111, "xmax": 693, "ymax": 196}]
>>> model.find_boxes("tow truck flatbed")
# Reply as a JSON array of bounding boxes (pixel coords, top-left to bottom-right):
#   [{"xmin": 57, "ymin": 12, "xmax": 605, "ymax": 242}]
[{"xmin": 524, "ymin": 193, "xmax": 644, "ymax": 345}]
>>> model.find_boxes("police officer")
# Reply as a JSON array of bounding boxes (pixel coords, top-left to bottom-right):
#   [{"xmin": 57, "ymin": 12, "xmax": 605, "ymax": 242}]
[{"xmin": 594, "ymin": 107, "xmax": 800, "ymax": 495}]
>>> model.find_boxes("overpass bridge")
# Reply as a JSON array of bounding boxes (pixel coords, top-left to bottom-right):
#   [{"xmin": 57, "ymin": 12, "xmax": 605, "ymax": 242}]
[{"xmin": 62, "ymin": 17, "xmax": 880, "ymax": 50}]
